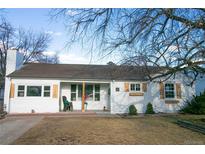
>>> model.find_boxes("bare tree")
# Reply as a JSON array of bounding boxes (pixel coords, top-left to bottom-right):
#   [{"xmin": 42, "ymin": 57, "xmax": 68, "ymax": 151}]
[
  {"xmin": 51, "ymin": 8, "xmax": 205, "ymax": 84},
  {"xmin": 16, "ymin": 28, "xmax": 50, "ymax": 62},
  {"xmin": 0, "ymin": 19, "xmax": 14, "ymax": 88},
  {"xmin": 0, "ymin": 19, "xmax": 57, "ymax": 88}
]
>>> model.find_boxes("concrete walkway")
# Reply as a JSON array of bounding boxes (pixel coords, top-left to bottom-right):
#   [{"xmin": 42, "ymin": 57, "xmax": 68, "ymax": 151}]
[
  {"xmin": 7, "ymin": 111, "xmax": 119, "ymax": 118},
  {"xmin": 0, "ymin": 116, "xmax": 43, "ymax": 145}
]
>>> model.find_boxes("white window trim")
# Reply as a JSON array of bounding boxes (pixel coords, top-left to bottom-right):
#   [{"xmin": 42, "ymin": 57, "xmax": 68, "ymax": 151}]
[
  {"xmin": 77, "ymin": 84, "xmax": 81, "ymax": 101},
  {"xmin": 94, "ymin": 84, "xmax": 100, "ymax": 101},
  {"xmin": 26, "ymin": 85, "xmax": 43, "ymax": 97},
  {"xmin": 72, "ymin": 83, "xmax": 100, "ymax": 102},
  {"xmin": 164, "ymin": 83, "xmax": 176, "ymax": 100},
  {"xmin": 130, "ymin": 83, "xmax": 142, "ymax": 92},
  {"xmin": 71, "ymin": 84, "xmax": 77, "ymax": 101},
  {"xmin": 17, "ymin": 85, "xmax": 25, "ymax": 97},
  {"xmin": 16, "ymin": 85, "xmax": 51, "ymax": 98},
  {"xmin": 43, "ymin": 85, "xmax": 51, "ymax": 98}
]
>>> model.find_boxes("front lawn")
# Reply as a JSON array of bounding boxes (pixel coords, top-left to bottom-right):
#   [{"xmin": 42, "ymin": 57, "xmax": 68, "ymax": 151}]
[
  {"xmin": 13, "ymin": 115, "xmax": 205, "ymax": 145},
  {"xmin": 165, "ymin": 114, "xmax": 205, "ymax": 127}
]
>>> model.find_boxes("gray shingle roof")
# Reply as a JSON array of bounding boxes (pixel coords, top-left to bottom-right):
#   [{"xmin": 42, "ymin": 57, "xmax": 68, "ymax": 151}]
[{"xmin": 7, "ymin": 63, "xmax": 162, "ymax": 81}]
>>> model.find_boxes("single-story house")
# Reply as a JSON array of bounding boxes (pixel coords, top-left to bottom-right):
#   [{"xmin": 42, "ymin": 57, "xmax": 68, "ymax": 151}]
[{"xmin": 4, "ymin": 49, "xmax": 195, "ymax": 114}]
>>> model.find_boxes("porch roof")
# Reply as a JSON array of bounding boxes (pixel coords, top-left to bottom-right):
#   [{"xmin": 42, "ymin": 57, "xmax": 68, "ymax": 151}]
[{"xmin": 8, "ymin": 63, "xmax": 162, "ymax": 81}]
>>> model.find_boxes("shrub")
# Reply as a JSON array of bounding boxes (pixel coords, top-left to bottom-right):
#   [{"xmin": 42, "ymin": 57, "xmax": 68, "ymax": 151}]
[
  {"xmin": 180, "ymin": 91, "xmax": 205, "ymax": 114},
  {"xmin": 129, "ymin": 105, "xmax": 137, "ymax": 115},
  {"xmin": 145, "ymin": 103, "xmax": 155, "ymax": 114}
]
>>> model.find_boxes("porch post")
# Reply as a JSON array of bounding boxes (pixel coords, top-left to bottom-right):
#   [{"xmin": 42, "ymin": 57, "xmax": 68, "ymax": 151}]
[{"xmin": 82, "ymin": 81, "xmax": 85, "ymax": 112}]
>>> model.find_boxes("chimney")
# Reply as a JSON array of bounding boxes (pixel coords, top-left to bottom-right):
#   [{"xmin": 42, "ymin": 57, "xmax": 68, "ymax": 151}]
[
  {"xmin": 4, "ymin": 48, "xmax": 24, "ymax": 112},
  {"xmin": 6, "ymin": 48, "xmax": 24, "ymax": 76}
]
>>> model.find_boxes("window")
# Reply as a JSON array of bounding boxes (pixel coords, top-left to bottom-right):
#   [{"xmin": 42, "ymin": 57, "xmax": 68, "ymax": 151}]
[
  {"xmin": 130, "ymin": 84, "xmax": 141, "ymax": 91},
  {"xmin": 71, "ymin": 84, "xmax": 100, "ymax": 101},
  {"xmin": 94, "ymin": 84, "xmax": 100, "ymax": 101},
  {"xmin": 78, "ymin": 84, "xmax": 82, "ymax": 100},
  {"xmin": 116, "ymin": 87, "xmax": 120, "ymax": 92},
  {"xmin": 71, "ymin": 84, "xmax": 77, "ymax": 101},
  {"xmin": 27, "ymin": 86, "xmax": 42, "ymax": 96},
  {"xmin": 85, "ymin": 85, "xmax": 93, "ymax": 101},
  {"xmin": 165, "ymin": 83, "xmax": 175, "ymax": 98},
  {"xmin": 44, "ymin": 86, "xmax": 50, "ymax": 97},
  {"xmin": 18, "ymin": 85, "xmax": 25, "ymax": 97}
]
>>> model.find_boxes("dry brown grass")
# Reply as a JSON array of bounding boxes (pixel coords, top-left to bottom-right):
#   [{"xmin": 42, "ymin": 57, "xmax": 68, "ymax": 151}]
[{"xmin": 13, "ymin": 115, "xmax": 205, "ymax": 145}]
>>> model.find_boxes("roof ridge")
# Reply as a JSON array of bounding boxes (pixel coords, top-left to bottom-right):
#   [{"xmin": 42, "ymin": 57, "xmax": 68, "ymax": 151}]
[
  {"xmin": 24, "ymin": 62, "xmax": 110, "ymax": 67},
  {"xmin": 23, "ymin": 62, "xmax": 162, "ymax": 68}
]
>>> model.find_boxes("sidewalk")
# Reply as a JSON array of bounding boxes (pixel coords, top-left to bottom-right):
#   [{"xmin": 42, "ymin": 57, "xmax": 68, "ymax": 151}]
[
  {"xmin": 0, "ymin": 116, "xmax": 43, "ymax": 144},
  {"xmin": 7, "ymin": 110, "xmax": 118, "ymax": 118}
]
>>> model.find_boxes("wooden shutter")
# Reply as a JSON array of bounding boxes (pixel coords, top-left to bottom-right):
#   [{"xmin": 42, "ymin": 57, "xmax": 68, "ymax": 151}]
[
  {"xmin": 124, "ymin": 82, "xmax": 129, "ymax": 92},
  {"xmin": 142, "ymin": 83, "xmax": 147, "ymax": 92},
  {"xmin": 176, "ymin": 83, "xmax": 182, "ymax": 99},
  {"xmin": 52, "ymin": 84, "xmax": 58, "ymax": 98},
  {"xmin": 159, "ymin": 82, "xmax": 164, "ymax": 99},
  {"xmin": 10, "ymin": 83, "xmax": 15, "ymax": 98}
]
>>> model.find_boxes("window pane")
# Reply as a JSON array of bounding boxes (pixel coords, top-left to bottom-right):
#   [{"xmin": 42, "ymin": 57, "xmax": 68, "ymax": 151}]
[
  {"xmin": 44, "ymin": 86, "xmax": 50, "ymax": 97},
  {"xmin": 95, "ymin": 93, "xmax": 100, "ymax": 101},
  {"xmin": 131, "ymin": 84, "xmax": 135, "ymax": 91},
  {"xmin": 71, "ymin": 84, "xmax": 76, "ymax": 92},
  {"xmin": 18, "ymin": 85, "xmax": 25, "ymax": 97},
  {"xmin": 78, "ymin": 84, "xmax": 82, "ymax": 100},
  {"xmin": 165, "ymin": 83, "xmax": 175, "ymax": 98},
  {"xmin": 18, "ymin": 91, "xmax": 24, "ymax": 97},
  {"xmin": 135, "ymin": 84, "xmax": 140, "ymax": 91},
  {"xmin": 27, "ymin": 86, "xmax": 42, "ymax": 96},
  {"xmin": 71, "ymin": 93, "xmax": 76, "ymax": 101},
  {"xmin": 44, "ymin": 92, "xmax": 50, "ymax": 97},
  {"xmin": 165, "ymin": 91, "xmax": 175, "ymax": 98},
  {"xmin": 131, "ymin": 84, "xmax": 140, "ymax": 91},
  {"xmin": 95, "ymin": 84, "xmax": 100, "ymax": 92},
  {"xmin": 85, "ymin": 85, "xmax": 93, "ymax": 100},
  {"xmin": 44, "ymin": 86, "xmax": 50, "ymax": 91},
  {"xmin": 165, "ymin": 84, "xmax": 174, "ymax": 91},
  {"xmin": 18, "ymin": 85, "xmax": 24, "ymax": 90}
]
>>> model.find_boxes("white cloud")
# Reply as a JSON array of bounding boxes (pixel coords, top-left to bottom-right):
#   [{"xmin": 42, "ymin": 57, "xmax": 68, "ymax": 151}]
[
  {"xmin": 43, "ymin": 51, "xmax": 57, "ymax": 56},
  {"xmin": 65, "ymin": 10, "xmax": 78, "ymax": 16},
  {"xmin": 54, "ymin": 32, "xmax": 62, "ymax": 36},
  {"xmin": 59, "ymin": 53, "xmax": 89, "ymax": 64},
  {"xmin": 45, "ymin": 31, "xmax": 62, "ymax": 36},
  {"xmin": 45, "ymin": 31, "xmax": 54, "ymax": 35}
]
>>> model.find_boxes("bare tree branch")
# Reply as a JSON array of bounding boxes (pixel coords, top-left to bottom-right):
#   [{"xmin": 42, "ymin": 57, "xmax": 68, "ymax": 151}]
[
  {"xmin": 51, "ymin": 8, "xmax": 205, "ymax": 85},
  {"xmin": 0, "ymin": 19, "xmax": 57, "ymax": 87}
]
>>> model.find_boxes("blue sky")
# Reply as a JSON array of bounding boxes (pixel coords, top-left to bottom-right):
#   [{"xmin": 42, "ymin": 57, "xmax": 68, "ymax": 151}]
[{"xmin": 3, "ymin": 8, "xmax": 120, "ymax": 64}]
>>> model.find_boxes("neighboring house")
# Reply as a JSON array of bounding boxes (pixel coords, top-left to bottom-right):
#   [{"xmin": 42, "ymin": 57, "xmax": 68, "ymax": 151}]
[{"xmin": 4, "ymin": 49, "xmax": 196, "ymax": 114}]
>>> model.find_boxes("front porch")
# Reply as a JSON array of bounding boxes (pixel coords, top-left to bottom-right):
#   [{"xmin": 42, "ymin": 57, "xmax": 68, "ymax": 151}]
[{"xmin": 59, "ymin": 81, "xmax": 111, "ymax": 112}]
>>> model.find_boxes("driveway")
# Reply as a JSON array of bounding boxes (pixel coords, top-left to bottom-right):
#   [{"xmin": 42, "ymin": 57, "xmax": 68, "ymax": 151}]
[{"xmin": 0, "ymin": 116, "xmax": 43, "ymax": 145}]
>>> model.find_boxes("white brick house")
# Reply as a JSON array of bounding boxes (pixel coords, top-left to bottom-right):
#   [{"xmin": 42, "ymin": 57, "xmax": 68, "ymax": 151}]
[{"xmin": 4, "ymin": 49, "xmax": 195, "ymax": 114}]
